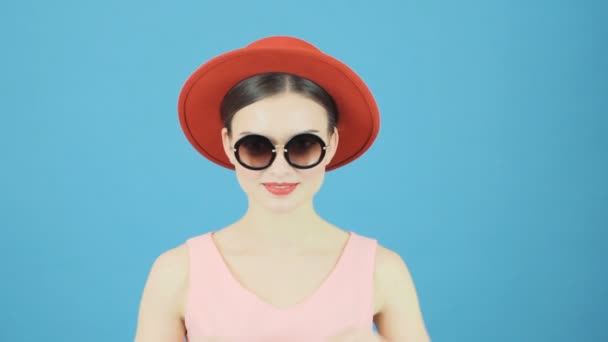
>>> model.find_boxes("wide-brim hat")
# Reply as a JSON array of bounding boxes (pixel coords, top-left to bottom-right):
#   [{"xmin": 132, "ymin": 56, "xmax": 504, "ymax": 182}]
[{"xmin": 177, "ymin": 35, "xmax": 380, "ymax": 171}]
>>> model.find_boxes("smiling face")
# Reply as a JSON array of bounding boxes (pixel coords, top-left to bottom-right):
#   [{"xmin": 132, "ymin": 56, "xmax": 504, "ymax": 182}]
[{"xmin": 221, "ymin": 92, "xmax": 339, "ymax": 213}]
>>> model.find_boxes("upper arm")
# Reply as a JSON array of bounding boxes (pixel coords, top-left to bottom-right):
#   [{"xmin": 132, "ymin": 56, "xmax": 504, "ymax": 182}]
[
  {"xmin": 134, "ymin": 245, "xmax": 189, "ymax": 342},
  {"xmin": 374, "ymin": 246, "xmax": 432, "ymax": 342}
]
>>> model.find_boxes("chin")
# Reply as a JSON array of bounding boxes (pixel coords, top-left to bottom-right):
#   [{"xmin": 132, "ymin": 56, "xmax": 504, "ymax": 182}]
[{"xmin": 255, "ymin": 187, "xmax": 308, "ymax": 213}]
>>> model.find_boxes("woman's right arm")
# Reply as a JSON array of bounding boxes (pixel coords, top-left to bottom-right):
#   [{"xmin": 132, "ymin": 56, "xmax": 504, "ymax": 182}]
[{"xmin": 134, "ymin": 245, "xmax": 189, "ymax": 342}]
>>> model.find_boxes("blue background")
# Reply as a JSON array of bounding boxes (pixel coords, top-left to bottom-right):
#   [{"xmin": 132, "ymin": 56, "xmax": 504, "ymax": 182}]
[{"xmin": 1, "ymin": 0, "xmax": 606, "ymax": 341}]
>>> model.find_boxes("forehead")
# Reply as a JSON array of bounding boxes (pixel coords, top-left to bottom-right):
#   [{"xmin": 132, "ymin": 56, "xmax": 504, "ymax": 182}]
[{"xmin": 230, "ymin": 92, "xmax": 328, "ymax": 141}]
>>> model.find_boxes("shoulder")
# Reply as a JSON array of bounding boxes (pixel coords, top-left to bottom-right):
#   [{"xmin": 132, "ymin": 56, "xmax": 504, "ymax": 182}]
[
  {"xmin": 152, "ymin": 243, "xmax": 190, "ymax": 277},
  {"xmin": 146, "ymin": 243, "xmax": 190, "ymax": 292},
  {"xmin": 372, "ymin": 242, "xmax": 414, "ymax": 310},
  {"xmin": 371, "ymin": 242, "xmax": 431, "ymax": 340},
  {"xmin": 374, "ymin": 243, "xmax": 407, "ymax": 275},
  {"xmin": 142, "ymin": 243, "xmax": 191, "ymax": 317},
  {"xmin": 353, "ymin": 232, "xmax": 405, "ymax": 275},
  {"xmin": 134, "ymin": 244, "xmax": 191, "ymax": 340},
  {"xmin": 145, "ymin": 232, "xmax": 215, "ymax": 316},
  {"xmin": 351, "ymin": 232, "xmax": 412, "ymax": 311}
]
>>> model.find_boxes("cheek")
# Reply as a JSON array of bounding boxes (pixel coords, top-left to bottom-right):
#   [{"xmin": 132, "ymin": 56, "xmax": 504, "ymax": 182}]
[
  {"xmin": 298, "ymin": 167, "xmax": 326, "ymax": 192},
  {"xmin": 234, "ymin": 167, "xmax": 261, "ymax": 191}
]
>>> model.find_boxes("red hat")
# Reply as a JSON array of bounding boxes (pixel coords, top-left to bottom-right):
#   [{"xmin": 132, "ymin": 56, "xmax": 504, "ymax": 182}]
[{"xmin": 178, "ymin": 36, "xmax": 380, "ymax": 171}]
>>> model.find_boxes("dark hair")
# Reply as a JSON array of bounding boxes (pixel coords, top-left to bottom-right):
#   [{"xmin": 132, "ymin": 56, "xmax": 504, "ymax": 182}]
[{"xmin": 220, "ymin": 72, "xmax": 338, "ymax": 135}]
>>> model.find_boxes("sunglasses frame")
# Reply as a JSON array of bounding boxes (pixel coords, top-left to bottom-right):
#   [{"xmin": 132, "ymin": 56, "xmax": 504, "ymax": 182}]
[{"xmin": 232, "ymin": 133, "xmax": 329, "ymax": 170}]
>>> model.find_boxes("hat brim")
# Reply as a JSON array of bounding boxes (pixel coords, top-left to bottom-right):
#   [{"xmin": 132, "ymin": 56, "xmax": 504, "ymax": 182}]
[{"xmin": 178, "ymin": 46, "xmax": 380, "ymax": 171}]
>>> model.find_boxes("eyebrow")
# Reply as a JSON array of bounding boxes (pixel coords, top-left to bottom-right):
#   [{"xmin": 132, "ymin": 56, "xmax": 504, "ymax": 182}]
[{"xmin": 238, "ymin": 129, "xmax": 320, "ymax": 140}]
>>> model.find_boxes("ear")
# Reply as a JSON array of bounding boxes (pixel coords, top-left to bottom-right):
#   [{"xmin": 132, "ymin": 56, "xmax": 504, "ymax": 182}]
[
  {"xmin": 324, "ymin": 126, "xmax": 339, "ymax": 166},
  {"xmin": 221, "ymin": 127, "xmax": 237, "ymax": 166}
]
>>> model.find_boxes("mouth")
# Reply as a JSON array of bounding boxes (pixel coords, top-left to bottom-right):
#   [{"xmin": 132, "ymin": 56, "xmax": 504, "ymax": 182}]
[{"xmin": 262, "ymin": 182, "xmax": 299, "ymax": 195}]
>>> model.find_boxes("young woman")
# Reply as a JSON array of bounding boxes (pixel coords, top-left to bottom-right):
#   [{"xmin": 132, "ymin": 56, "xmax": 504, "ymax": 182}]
[{"xmin": 134, "ymin": 36, "xmax": 431, "ymax": 342}]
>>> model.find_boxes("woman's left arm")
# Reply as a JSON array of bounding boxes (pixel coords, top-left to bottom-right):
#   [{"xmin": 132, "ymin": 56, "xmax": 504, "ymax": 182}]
[{"xmin": 373, "ymin": 246, "xmax": 432, "ymax": 342}]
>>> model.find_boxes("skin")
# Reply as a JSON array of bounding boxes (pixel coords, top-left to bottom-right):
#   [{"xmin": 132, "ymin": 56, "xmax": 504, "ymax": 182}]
[{"xmin": 134, "ymin": 92, "xmax": 431, "ymax": 341}]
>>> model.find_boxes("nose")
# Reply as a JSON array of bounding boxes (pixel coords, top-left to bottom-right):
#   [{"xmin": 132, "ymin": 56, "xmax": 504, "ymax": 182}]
[{"xmin": 267, "ymin": 148, "xmax": 293, "ymax": 176}]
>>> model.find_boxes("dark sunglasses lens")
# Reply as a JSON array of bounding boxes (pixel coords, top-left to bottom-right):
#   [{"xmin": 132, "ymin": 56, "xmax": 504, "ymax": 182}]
[
  {"xmin": 286, "ymin": 134, "xmax": 324, "ymax": 167},
  {"xmin": 236, "ymin": 135, "xmax": 274, "ymax": 168}
]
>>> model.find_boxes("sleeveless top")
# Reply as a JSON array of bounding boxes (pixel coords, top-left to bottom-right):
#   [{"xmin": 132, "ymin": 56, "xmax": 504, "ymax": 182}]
[{"xmin": 184, "ymin": 231, "xmax": 378, "ymax": 341}]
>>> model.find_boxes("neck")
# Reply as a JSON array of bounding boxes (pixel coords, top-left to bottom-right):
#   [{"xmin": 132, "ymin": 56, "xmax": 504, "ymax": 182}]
[{"xmin": 234, "ymin": 200, "xmax": 327, "ymax": 246}]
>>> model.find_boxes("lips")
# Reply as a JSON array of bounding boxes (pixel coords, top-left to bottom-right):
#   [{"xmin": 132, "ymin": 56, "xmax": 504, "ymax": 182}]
[{"xmin": 262, "ymin": 182, "xmax": 298, "ymax": 196}]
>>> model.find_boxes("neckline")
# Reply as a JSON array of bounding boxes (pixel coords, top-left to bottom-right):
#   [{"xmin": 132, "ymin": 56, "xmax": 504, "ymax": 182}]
[{"xmin": 207, "ymin": 231, "xmax": 355, "ymax": 313}]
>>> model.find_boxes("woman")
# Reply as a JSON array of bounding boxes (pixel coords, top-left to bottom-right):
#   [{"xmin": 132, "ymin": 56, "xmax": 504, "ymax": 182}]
[{"xmin": 134, "ymin": 36, "xmax": 431, "ymax": 341}]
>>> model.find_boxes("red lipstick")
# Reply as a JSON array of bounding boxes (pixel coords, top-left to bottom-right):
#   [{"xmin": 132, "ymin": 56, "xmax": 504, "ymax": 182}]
[{"xmin": 262, "ymin": 182, "xmax": 298, "ymax": 196}]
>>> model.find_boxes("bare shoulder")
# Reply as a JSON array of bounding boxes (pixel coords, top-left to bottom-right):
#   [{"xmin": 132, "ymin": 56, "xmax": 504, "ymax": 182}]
[
  {"xmin": 154, "ymin": 243, "xmax": 190, "ymax": 277},
  {"xmin": 374, "ymin": 243, "xmax": 406, "ymax": 274},
  {"xmin": 373, "ymin": 244, "xmax": 410, "ymax": 308},
  {"xmin": 133, "ymin": 244, "xmax": 190, "ymax": 342},
  {"xmin": 144, "ymin": 244, "xmax": 189, "ymax": 293},
  {"xmin": 150, "ymin": 243, "xmax": 190, "ymax": 316},
  {"xmin": 373, "ymin": 243, "xmax": 432, "ymax": 341}
]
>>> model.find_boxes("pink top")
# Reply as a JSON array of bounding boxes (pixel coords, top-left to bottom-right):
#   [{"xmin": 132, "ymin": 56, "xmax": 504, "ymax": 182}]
[{"xmin": 184, "ymin": 231, "xmax": 378, "ymax": 341}]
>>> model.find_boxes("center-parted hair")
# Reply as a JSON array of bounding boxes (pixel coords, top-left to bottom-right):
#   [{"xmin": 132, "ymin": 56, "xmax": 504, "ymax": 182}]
[{"xmin": 220, "ymin": 72, "xmax": 339, "ymax": 136}]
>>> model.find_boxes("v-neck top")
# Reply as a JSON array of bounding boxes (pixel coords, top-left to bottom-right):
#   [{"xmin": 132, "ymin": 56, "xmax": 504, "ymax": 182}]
[{"xmin": 184, "ymin": 231, "xmax": 378, "ymax": 341}]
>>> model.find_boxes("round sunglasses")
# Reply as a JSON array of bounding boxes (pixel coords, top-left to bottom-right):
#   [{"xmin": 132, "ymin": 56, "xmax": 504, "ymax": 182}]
[{"xmin": 232, "ymin": 133, "xmax": 329, "ymax": 170}]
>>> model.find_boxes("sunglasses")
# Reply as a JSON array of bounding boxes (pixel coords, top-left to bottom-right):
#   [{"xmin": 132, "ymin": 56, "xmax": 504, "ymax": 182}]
[{"xmin": 232, "ymin": 133, "xmax": 329, "ymax": 170}]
